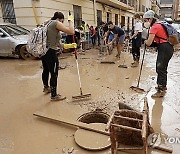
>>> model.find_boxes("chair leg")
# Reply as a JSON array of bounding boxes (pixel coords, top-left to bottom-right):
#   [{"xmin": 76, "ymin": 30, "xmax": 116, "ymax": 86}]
[{"xmin": 110, "ymin": 125, "xmax": 116, "ymax": 154}]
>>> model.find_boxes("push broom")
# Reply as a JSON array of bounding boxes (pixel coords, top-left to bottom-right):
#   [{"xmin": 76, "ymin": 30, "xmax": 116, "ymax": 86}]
[
  {"xmin": 130, "ymin": 44, "xmax": 146, "ymax": 93},
  {"xmin": 118, "ymin": 38, "xmax": 130, "ymax": 68},
  {"xmin": 118, "ymin": 52, "xmax": 128, "ymax": 68},
  {"xmin": 69, "ymin": 11, "xmax": 91, "ymax": 101}
]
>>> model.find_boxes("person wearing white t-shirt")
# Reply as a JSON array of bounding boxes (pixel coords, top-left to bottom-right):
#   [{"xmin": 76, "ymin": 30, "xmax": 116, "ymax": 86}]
[{"xmin": 130, "ymin": 13, "xmax": 143, "ymax": 67}]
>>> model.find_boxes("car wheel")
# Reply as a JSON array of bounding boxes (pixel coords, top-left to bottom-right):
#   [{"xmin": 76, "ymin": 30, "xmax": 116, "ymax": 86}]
[{"xmin": 19, "ymin": 45, "xmax": 36, "ymax": 60}]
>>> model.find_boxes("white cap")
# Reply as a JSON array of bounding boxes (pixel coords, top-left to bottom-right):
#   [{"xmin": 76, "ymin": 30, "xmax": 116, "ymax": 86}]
[{"xmin": 143, "ymin": 10, "xmax": 155, "ymax": 19}]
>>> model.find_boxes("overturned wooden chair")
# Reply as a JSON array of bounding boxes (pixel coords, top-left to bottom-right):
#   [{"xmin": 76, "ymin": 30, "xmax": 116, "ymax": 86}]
[{"xmin": 106, "ymin": 97, "xmax": 153, "ymax": 154}]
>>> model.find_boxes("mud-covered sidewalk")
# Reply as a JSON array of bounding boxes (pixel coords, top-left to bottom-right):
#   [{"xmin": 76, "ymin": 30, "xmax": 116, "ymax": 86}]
[{"xmin": 0, "ymin": 48, "xmax": 180, "ymax": 154}]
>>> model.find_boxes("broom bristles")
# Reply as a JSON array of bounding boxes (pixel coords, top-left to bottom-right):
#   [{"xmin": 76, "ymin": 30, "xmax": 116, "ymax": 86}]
[{"xmin": 72, "ymin": 94, "xmax": 91, "ymax": 101}]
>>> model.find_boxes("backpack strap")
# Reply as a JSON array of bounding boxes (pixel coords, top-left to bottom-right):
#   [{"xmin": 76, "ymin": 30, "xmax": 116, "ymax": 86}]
[{"xmin": 155, "ymin": 35, "xmax": 167, "ymax": 40}]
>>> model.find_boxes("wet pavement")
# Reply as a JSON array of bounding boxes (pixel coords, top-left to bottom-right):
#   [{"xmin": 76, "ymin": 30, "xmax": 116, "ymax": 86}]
[{"xmin": 0, "ymin": 48, "xmax": 180, "ymax": 154}]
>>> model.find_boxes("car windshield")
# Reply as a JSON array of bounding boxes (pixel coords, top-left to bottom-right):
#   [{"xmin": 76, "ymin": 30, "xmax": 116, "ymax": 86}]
[{"xmin": 0, "ymin": 25, "xmax": 29, "ymax": 36}]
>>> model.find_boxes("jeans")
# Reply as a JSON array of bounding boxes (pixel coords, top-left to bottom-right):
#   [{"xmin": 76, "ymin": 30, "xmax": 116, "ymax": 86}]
[
  {"xmin": 91, "ymin": 35, "xmax": 96, "ymax": 47},
  {"xmin": 41, "ymin": 48, "xmax": 59, "ymax": 96},
  {"xmin": 156, "ymin": 42, "xmax": 173, "ymax": 87}
]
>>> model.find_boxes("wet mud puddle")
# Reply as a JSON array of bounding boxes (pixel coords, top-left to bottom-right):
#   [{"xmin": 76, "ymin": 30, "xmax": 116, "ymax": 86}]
[{"xmin": 0, "ymin": 49, "xmax": 180, "ymax": 153}]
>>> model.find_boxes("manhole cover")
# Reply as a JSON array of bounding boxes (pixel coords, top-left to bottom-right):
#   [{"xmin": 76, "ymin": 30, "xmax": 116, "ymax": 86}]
[
  {"xmin": 75, "ymin": 110, "xmax": 110, "ymax": 151},
  {"xmin": 74, "ymin": 123, "xmax": 111, "ymax": 151}
]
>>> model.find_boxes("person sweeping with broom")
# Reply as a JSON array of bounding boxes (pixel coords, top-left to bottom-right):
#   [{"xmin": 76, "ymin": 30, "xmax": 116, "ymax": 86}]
[
  {"xmin": 143, "ymin": 10, "xmax": 174, "ymax": 98},
  {"xmin": 41, "ymin": 11, "xmax": 75, "ymax": 101},
  {"xmin": 105, "ymin": 21, "xmax": 125, "ymax": 59}
]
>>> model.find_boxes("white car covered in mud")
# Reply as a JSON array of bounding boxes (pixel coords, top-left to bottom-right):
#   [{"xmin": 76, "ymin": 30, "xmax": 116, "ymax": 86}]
[{"xmin": 0, "ymin": 23, "xmax": 35, "ymax": 60}]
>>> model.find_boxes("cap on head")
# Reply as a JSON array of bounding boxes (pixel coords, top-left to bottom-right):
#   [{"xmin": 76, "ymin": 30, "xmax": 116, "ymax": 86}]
[{"xmin": 143, "ymin": 10, "xmax": 155, "ymax": 19}]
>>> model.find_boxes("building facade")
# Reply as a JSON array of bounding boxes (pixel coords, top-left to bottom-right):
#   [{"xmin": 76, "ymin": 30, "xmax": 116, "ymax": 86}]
[
  {"xmin": 160, "ymin": 0, "xmax": 180, "ymax": 22},
  {"xmin": 172, "ymin": 0, "xmax": 180, "ymax": 22},
  {"xmin": 159, "ymin": 0, "xmax": 173, "ymax": 19},
  {"xmin": 0, "ymin": 0, "xmax": 158, "ymax": 30}
]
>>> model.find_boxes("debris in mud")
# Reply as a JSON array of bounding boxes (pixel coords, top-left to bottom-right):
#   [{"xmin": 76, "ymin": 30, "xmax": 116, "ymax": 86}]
[
  {"xmin": 80, "ymin": 57, "xmax": 90, "ymax": 59},
  {"xmin": 118, "ymin": 102, "xmax": 133, "ymax": 110},
  {"xmin": 131, "ymin": 97, "xmax": 135, "ymax": 100},
  {"xmin": 125, "ymin": 77, "xmax": 129, "ymax": 79},
  {"xmin": 58, "ymin": 64, "xmax": 67, "ymax": 70},
  {"xmin": 59, "ymin": 56, "xmax": 68, "ymax": 59},
  {"xmin": 96, "ymin": 78, "xmax": 100, "ymax": 80},
  {"xmin": 121, "ymin": 95, "xmax": 125, "ymax": 99},
  {"xmin": 151, "ymin": 76, "xmax": 155, "ymax": 80},
  {"xmin": 62, "ymin": 147, "xmax": 75, "ymax": 154},
  {"xmin": 79, "ymin": 52, "xmax": 85, "ymax": 55},
  {"xmin": 175, "ymin": 128, "xmax": 180, "ymax": 133},
  {"xmin": 100, "ymin": 61, "xmax": 115, "ymax": 64}
]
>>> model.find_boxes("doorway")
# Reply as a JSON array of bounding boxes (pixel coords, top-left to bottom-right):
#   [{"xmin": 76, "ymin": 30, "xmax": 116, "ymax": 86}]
[
  {"xmin": 73, "ymin": 5, "xmax": 82, "ymax": 27},
  {"xmin": 0, "ymin": 0, "xmax": 16, "ymax": 24}
]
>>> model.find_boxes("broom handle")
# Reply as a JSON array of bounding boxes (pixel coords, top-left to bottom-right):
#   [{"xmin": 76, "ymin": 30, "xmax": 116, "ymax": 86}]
[
  {"xmin": 69, "ymin": 11, "xmax": 83, "ymax": 95},
  {"xmin": 73, "ymin": 35, "xmax": 83, "ymax": 95},
  {"xmin": 72, "ymin": 31, "xmax": 83, "ymax": 95},
  {"xmin": 75, "ymin": 59, "xmax": 83, "ymax": 95},
  {"xmin": 137, "ymin": 44, "xmax": 146, "ymax": 87}
]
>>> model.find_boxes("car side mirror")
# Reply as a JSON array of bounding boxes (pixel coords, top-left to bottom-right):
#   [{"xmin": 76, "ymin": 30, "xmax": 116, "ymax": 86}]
[{"xmin": 0, "ymin": 32, "xmax": 7, "ymax": 37}]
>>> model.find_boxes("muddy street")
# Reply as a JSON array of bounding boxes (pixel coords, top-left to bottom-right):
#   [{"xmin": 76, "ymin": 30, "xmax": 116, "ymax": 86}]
[{"xmin": 0, "ymin": 48, "xmax": 180, "ymax": 154}]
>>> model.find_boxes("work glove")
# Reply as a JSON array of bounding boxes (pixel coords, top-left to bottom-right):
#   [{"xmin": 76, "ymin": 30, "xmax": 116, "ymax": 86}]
[
  {"xmin": 64, "ymin": 43, "xmax": 77, "ymax": 49},
  {"xmin": 68, "ymin": 14, "xmax": 74, "ymax": 22}
]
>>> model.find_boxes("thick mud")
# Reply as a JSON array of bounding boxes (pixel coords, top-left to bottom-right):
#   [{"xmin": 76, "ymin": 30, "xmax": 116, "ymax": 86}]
[{"xmin": 0, "ymin": 48, "xmax": 180, "ymax": 154}]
